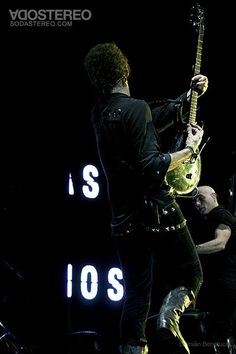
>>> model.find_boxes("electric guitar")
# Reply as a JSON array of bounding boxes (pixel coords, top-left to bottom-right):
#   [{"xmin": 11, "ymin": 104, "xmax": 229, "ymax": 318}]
[{"xmin": 165, "ymin": 3, "xmax": 205, "ymax": 195}]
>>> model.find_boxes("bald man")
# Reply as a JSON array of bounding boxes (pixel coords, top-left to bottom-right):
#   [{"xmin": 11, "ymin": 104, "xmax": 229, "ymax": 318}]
[{"xmin": 193, "ymin": 186, "xmax": 236, "ymax": 353}]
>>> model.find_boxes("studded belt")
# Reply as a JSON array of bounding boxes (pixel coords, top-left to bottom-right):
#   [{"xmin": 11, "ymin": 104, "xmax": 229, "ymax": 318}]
[
  {"xmin": 113, "ymin": 219, "xmax": 187, "ymax": 238},
  {"xmin": 144, "ymin": 219, "xmax": 187, "ymax": 234}
]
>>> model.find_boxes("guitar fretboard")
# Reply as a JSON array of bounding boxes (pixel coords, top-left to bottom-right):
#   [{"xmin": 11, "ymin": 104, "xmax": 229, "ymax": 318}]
[{"xmin": 189, "ymin": 20, "xmax": 204, "ymax": 125}]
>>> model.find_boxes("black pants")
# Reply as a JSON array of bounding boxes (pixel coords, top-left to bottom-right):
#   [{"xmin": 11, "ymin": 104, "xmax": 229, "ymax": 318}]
[
  {"xmin": 114, "ymin": 201, "xmax": 203, "ymax": 347},
  {"xmin": 199, "ymin": 280, "xmax": 236, "ymax": 341},
  {"xmin": 215, "ymin": 284, "xmax": 236, "ymax": 340}
]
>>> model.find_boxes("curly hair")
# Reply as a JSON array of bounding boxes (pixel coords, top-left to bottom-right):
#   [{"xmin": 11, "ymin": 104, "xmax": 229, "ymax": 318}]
[{"xmin": 84, "ymin": 42, "xmax": 130, "ymax": 93}]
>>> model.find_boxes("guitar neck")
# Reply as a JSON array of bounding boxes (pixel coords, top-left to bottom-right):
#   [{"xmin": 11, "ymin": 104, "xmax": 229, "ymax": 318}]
[
  {"xmin": 189, "ymin": 19, "xmax": 204, "ymax": 125},
  {"xmin": 194, "ymin": 26, "xmax": 204, "ymax": 76},
  {"xmin": 189, "ymin": 91, "xmax": 198, "ymax": 125}
]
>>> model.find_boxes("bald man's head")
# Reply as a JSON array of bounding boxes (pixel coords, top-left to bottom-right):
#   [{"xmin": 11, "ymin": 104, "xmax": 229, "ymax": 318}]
[{"xmin": 193, "ymin": 185, "xmax": 218, "ymax": 215}]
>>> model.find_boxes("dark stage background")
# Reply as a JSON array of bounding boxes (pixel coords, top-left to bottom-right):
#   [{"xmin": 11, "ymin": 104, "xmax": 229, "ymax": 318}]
[{"xmin": 2, "ymin": 1, "xmax": 235, "ymax": 353}]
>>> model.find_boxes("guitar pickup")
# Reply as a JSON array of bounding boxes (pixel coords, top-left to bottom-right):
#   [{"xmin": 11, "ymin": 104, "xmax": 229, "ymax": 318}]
[{"xmin": 186, "ymin": 174, "xmax": 192, "ymax": 179}]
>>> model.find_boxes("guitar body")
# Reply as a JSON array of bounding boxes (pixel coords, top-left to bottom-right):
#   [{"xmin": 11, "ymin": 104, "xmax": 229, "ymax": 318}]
[
  {"xmin": 165, "ymin": 151, "xmax": 201, "ymax": 195},
  {"xmin": 165, "ymin": 3, "xmax": 205, "ymax": 195},
  {"xmin": 165, "ymin": 123, "xmax": 201, "ymax": 195}
]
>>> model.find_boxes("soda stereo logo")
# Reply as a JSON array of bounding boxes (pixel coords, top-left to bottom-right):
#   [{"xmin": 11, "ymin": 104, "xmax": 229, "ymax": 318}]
[{"xmin": 9, "ymin": 9, "xmax": 92, "ymax": 26}]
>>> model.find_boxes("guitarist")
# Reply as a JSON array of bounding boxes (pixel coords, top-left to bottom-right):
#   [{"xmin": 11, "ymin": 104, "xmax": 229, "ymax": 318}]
[{"xmin": 84, "ymin": 42, "xmax": 208, "ymax": 354}]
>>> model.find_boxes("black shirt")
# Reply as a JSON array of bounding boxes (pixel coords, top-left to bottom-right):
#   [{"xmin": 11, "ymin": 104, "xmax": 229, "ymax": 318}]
[
  {"xmin": 91, "ymin": 93, "xmax": 172, "ymax": 228},
  {"xmin": 205, "ymin": 205, "xmax": 236, "ymax": 289}
]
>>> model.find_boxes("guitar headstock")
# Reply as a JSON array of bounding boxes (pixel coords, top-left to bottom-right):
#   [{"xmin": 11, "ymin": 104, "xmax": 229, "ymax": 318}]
[{"xmin": 190, "ymin": 2, "xmax": 205, "ymax": 32}]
